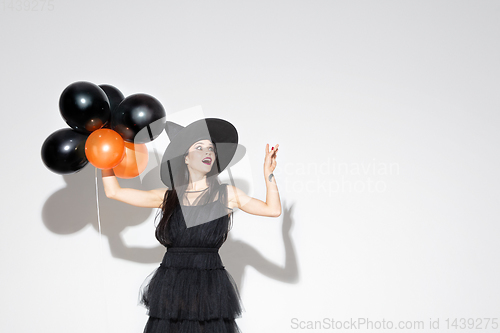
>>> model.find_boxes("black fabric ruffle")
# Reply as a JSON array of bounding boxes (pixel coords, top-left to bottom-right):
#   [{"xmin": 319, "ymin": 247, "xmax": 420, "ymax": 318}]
[
  {"xmin": 139, "ymin": 250, "xmax": 243, "ymax": 321},
  {"xmin": 143, "ymin": 316, "xmax": 242, "ymax": 333}
]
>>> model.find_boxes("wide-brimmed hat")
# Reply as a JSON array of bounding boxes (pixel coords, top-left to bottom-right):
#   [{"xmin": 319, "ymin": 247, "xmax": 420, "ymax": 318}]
[{"xmin": 160, "ymin": 118, "xmax": 238, "ymax": 188}]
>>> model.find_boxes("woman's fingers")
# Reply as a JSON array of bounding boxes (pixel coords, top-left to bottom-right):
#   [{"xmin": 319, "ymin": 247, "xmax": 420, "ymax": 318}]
[
  {"xmin": 271, "ymin": 144, "xmax": 279, "ymax": 157},
  {"xmin": 265, "ymin": 143, "xmax": 279, "ymax": 164}
]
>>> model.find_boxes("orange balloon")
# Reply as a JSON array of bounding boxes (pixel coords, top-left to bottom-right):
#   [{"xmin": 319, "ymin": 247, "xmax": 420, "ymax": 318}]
[
  {"xmin": 85, "ymin": 129, "xmax": 125, "ymax": 169},
  {"xmin": 113, "ymin": 142, "xmax": 149, "ymax": 179}
]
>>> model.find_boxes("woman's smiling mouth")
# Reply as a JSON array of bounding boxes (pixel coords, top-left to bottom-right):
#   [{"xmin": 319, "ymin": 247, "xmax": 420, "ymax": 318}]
[{"xmin": 202, "ymin": 157, "xmax": 212, "ymax": 165}]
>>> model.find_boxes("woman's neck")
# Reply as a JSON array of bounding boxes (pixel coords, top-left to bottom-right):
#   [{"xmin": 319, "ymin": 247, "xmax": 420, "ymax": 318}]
[{"xmin": 186, "ymin": 178, "xmax": 208, "ymax": 191}]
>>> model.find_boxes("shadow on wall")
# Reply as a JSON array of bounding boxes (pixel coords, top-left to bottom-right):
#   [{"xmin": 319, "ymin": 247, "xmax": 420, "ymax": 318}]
[
  {"xmin": 41, "ymin": 158, "xmax": 299, "ymax": 294},
  {"xmin": 220, "ymin": 201, "xmax": 299, "ymax": 290}
]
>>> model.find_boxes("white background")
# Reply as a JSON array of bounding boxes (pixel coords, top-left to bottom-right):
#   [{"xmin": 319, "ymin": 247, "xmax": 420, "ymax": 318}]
[{"xmin": 1, "ymin": 1, "xmax": 500, "ymax": 332}]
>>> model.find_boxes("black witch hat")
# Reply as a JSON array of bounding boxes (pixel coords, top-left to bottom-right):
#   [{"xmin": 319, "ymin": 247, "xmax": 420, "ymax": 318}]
[{"xmin": 160, "ymin": 118, "xmax": 238, "ymax": 188}]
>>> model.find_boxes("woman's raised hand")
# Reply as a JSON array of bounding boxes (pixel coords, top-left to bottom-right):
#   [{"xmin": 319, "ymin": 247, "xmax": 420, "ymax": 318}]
[{"xmin": 264, "ymin": 143, "xmax": 279, "ymax": 175}]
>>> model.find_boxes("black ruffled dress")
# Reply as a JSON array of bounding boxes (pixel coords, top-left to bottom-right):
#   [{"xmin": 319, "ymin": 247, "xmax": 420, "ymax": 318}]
[{"xmin": 139, "ymin": 184, "xmax": 243, "ymax": 333}]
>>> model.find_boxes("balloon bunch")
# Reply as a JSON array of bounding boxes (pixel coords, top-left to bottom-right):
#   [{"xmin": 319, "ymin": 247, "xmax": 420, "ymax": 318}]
[{"xmin": 41, "ymin": 81, "xmax": 166, "ymax": 178}]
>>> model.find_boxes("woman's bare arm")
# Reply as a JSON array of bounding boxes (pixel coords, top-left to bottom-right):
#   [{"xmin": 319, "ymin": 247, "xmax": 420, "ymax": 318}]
[
  {"xmin": 101, "ymin": 169, "xmax": 168, "ymax": 208},
  {"xmin": 227, "ymin": 143, "xmax": 281, "ymax": 217},
  {"xmin": 227, "ymin": 184, "xmax": 281, "ymax": 217}
]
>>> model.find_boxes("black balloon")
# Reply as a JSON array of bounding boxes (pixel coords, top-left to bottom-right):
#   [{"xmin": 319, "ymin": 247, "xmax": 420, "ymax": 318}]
[
  {"xmin": 41, "ymin": 128, "xmax": 89, "ymax": 175},
  {"xmin": 59, "ymin": 81, "xmax": 111, "ymax": 134},
  {"xmin": 99, "ymin": 84, "xmax": 125, "ymax": 129},
  {"xmin": 111, "ymin": 93, "xmax": 166, "ymax": 144},
  {"xmin": 99, "ymin": 84, "xmax": 124, "ymax": 112}
]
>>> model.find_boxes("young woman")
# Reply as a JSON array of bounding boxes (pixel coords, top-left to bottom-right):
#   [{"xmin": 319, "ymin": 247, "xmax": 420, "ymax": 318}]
[{"xmin": 101, "ymin": 118, "xmax": 280, "ymax": 333}]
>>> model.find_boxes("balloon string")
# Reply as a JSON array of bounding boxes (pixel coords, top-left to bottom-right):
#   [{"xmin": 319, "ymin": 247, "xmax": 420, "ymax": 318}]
[
  {"xmin": 149, "ymin": 134, "xmax": 161, "ymax": 167},
  {"xmin": 95, "ymin": 167, "xmax": 111, "ymax": 332}
]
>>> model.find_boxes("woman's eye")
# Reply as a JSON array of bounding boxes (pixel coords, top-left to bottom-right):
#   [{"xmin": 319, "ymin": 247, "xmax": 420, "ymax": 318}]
[{"xmin": 196, "ymin": 146, "xmax": 214, "ymax": 151}]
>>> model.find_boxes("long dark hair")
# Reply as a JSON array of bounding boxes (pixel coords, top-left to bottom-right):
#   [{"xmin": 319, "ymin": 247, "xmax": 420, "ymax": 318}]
[{"xmin": 154, "ymin": 141, "xmax": 233, "ymax": 247}]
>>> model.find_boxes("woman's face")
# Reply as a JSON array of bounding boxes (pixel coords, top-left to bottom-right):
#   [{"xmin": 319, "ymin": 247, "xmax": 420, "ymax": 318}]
[{"xmin": 185, "ymin": 139, "xmax": 215, "ymax": 173}]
